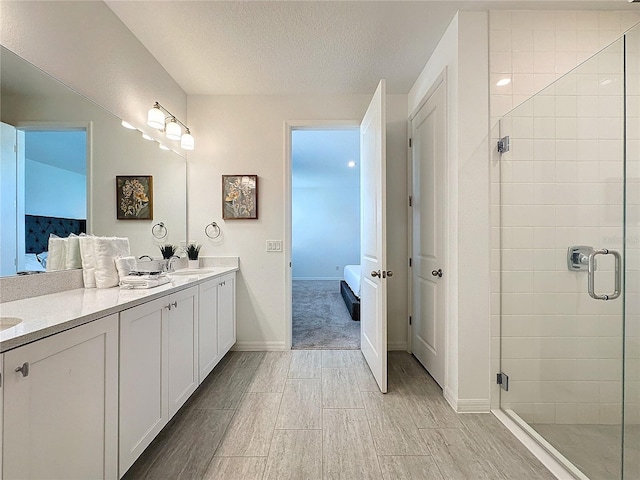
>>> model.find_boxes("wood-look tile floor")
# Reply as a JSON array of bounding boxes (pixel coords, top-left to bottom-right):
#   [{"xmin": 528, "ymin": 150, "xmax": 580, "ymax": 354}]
[{"xmin": 123, "ymin": 350, "xmax": 556, "ymax": 480}]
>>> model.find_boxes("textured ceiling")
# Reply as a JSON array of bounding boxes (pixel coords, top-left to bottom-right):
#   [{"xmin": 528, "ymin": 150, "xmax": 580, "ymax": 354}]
[{"xmin": 106, "ymin": 0, "xmax": 634, "ymax": 96}]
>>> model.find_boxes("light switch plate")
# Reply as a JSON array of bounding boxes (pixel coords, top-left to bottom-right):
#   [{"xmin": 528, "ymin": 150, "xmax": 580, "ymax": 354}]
[{"xmin": 266, "ymin": 240, "xmax": 283, "ymax": 252}]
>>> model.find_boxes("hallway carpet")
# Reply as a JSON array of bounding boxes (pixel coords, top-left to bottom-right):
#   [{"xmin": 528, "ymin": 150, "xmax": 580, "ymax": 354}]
[{"xmin": 292, "ymin": 280, "xmax": 360, "ymax": 350}]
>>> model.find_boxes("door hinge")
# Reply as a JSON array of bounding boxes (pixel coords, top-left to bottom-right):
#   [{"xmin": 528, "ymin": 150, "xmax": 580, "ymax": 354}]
[
  {"xmin": 409, "ymin": 138, "xmax": 412, "ymax": 148},
  {"xmin": 409, "ymin": 195, "xmax": 412, "ymax": 207},
  {"xmin": 0, "ymin": 372, "xmax": 2, "ymax": 388},
  {"xmin": 497, "ymin": 136, "xmax": 510, "ymax": 154},
  {"xmin": 409, "ymin": 257, "xmax": 412, "ymax": 267},
  {"xmin": 13, "ymin": 144, "xmax": 17, "ymax": 153},
  {"xmin": 496, "ymin": 372, "xmax": 509, "ymax": 391},
  {"xmin": 409, "ymin": 316, "xmax": 412, "ymax": 325}
]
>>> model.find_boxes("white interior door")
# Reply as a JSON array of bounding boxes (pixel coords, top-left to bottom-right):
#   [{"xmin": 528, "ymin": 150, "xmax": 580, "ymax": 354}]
[
  {"xmin": 411, "ymin": 77, "xmax": 446, "ymax": 387},
  {"xmin": 1, "ymin": 122, "xmax": 17, "ymax": 276},
  {"xmin": 360, "ymin": 80, "xmax": 388, "ymax": 393}
]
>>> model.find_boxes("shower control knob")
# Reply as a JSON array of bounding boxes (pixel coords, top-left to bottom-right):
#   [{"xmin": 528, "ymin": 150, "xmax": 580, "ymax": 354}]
[{"xmin": 431, "ymin": 269, "xmax": 443, "ymax": 278}]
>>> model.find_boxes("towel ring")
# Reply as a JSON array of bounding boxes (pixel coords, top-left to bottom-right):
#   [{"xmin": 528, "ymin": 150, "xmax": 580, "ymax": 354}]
[
  {"xmin": 205, "ymin": 222, "xmax": 221, "ymax": 239},
  {"xmin": 152, "ymin": 222, "xmax": 168, "ymax": 239}
]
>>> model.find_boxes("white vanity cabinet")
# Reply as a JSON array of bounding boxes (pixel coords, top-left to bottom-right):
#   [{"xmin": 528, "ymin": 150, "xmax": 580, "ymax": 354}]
[
  {"xmin": 2, "ymin": 314, "xmax": 118, "ymax": 480},
  {"xmin": 198, "ymin": 272, "xmax": 236, "ymax": 382},
  {"xmin": 118, "ymin": 286, "xmax": 198, "ymax": 477}
]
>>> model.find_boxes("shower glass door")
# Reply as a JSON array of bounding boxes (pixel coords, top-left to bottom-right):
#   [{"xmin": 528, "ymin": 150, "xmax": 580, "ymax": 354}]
[
  {"xmin": 499, "ymin": 34, "xmax": 626, "ymax": 480},
  {"xmin": 624, "ymin": 25, "xmax": 640, "ymax": 480}
]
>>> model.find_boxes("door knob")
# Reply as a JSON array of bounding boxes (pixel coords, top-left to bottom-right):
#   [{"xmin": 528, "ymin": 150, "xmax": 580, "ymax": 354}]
[
  {"xmin": 371, "ymin": 270, "xmax": 381, "ymax": 278},
  {"xmin": 386, "ymin": 270, "xmax": 393, "ymax": 277},
  {"xmin": 431, "ymin": 269, "xmax": 443, "ymax": 278},
  {"xmin": 15, "ymin": 362, "xmax": 29, "ymax": 377}
]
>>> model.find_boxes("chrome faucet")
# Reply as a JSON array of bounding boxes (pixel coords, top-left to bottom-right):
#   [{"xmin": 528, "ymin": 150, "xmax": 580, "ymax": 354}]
[{"xmin": 166, "ymin": 255, "xmax": 181, "ymax": 273}]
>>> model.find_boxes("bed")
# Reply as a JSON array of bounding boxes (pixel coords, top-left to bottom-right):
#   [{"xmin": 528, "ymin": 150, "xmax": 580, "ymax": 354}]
[
  {"xmin": 340, "ymin": 264, "xmax": 361, "ymax": 321},
  {"xmin": 22, "ymin": 214, "xmax": 87, "ymax": 271}
]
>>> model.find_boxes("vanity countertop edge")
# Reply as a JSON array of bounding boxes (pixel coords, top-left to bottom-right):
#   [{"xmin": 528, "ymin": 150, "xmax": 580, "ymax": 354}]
[{"xmin": 0, "ymin": 266, "xmax": 239, "ymax": 353}]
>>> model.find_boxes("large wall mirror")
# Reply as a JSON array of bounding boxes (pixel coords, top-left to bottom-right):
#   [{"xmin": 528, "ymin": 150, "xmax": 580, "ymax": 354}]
[{"xmin": 0, "ymin": 46, "xmax": 187, "ymax": 277}]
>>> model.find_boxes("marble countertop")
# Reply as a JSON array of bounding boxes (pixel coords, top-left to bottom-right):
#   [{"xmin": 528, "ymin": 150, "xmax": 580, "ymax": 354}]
[{"xmin": 0, "ymin": 266, "xmax": 238, "ymax": 353}]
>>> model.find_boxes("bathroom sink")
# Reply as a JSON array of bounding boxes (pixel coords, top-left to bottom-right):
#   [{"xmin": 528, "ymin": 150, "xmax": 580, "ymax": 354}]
[
  {"xmin": 0, "ymin": 317, "xmax": 22, "ymax": 331},
  {"xmin": 170, "ymin": 269, "xmax": 215, "ymax": 276}
]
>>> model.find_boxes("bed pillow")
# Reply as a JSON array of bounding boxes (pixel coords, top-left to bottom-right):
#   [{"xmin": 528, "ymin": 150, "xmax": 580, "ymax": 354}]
[{"xmin": 46, "ymin": 234, "xmax": 67, "ymax": 271}]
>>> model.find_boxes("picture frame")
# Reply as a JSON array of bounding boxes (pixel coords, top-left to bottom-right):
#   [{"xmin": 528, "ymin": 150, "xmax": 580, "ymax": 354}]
[
  {"xmin": 116, "ymin": 175, "xmax": 153, "ymax": 220},
  {"xmin": 222, "ymin": 175, "xmax": 258, "ymax": 220}
]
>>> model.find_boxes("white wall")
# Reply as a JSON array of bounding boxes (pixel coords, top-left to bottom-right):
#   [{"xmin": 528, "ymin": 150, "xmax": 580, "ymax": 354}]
[
  {"xmin": 408, "ymin": 11, "xmax": 491, "ymax": 412},
  {"xmin": 292, "ymin": 186, "xmax": 360, "ymax": 280},
  {"xmin": 25, "ymin": 159, "xmax": 86, "ymax": 219},
  {"xmin": 187, "ymin": 94, "xmax": 408, "ymax": 350}
]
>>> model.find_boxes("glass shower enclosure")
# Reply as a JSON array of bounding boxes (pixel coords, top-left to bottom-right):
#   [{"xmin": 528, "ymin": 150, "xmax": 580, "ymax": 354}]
[{"xmin": 499, "ymin": 24, "xmax": 640, "ymax": 480}]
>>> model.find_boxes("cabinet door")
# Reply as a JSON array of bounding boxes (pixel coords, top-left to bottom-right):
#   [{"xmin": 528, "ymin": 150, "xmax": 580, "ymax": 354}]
[
  {"xmin": 119, "ymin": 298, "xmax": 168, "ymax": 477},
  {"xmin": 218, "ymin": 273, "xmax": 236, "ymax": 357},
  {"xmin": 3, "ymin": 315, "xmax": 118, "ymax": 480},
  {"xmin": 167, "ymin": 286, "xmax": 198, "ymax": 418},
  {"xmin": 198, "ymin": 279, "xmax": 219, "ymax": 382}
]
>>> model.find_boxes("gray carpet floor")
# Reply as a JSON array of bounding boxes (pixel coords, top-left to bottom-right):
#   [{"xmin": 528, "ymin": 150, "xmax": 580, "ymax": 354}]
[{"xmin": 292, "ymin": 280, "xmax": 360, "ymax": 350}]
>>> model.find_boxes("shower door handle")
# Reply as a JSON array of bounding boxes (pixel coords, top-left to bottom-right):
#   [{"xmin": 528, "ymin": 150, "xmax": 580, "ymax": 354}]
[{"xmin": 588, "ymin": 249, "xmax": 621, "ymax": 301}]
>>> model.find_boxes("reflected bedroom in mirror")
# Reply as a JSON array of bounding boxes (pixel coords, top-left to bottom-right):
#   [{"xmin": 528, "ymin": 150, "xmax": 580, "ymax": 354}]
[{"xmin": 0, "ymin": 46, "xmax": 187, "ymax": 278}]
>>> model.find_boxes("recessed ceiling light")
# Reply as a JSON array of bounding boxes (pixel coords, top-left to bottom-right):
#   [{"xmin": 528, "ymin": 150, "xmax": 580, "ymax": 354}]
[
  {"xmin": 348, "ymin": 161, "xmax": 356, "ymax": 168},
  {"xmin": 496, "ymin": 78, "xmax": 511, "ymax": 87}
]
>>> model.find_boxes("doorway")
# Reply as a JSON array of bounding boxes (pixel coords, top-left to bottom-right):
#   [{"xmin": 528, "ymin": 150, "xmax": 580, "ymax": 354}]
[{"xmin": 290, "ymin": 128, "xmax": 361, "ymax": 349}]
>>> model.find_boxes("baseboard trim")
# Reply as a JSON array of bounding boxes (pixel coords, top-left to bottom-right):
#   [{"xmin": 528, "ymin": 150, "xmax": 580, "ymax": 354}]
[
  {"xmin": 388, "ymin": 342, "xmax": 408, "ymax": 351},
  {"xmin": 456, "ymin": 398, "xmax": 491, "ymax": 413},
  {"xmin": 231, "ymin": 341, "xmax": 287, "ymax": 351},
  {"xmin": 443, "ymin": 387, "xmax": 490, "ymax": 413},
  {"xmin": 443, "ymin": 387, "xmax": 458, "ymax": 411}
]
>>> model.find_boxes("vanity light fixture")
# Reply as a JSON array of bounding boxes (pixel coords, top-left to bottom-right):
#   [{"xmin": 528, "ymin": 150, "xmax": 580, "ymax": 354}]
[
  {"xmin": 181, "ymin": 129, "xmax": 195, "ymax": 150},
  {"xmin": 165, "ymin": 118, "xmax": 182, "ymax": 140},
  {"xmin": 146, "ymin": 101, "xmax": 195, "ymax": 150}
]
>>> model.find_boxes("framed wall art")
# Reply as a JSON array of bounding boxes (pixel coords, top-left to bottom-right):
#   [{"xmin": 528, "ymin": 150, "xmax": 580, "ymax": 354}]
[
  {"xmin": 222, "ymin": 175, "xmax": 258, "ymax": 220},
  {"xmin": 116, "ymin": 175, "xmax": 153, "ymax": 220}
]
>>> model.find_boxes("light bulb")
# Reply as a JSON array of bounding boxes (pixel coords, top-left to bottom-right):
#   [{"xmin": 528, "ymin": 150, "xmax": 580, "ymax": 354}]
[
  {"xmin": 181, "ymin": 130, "xmax": 195, "ymax": 150},
  {"xmin": 147, "ymin": 105, "xmax": 165, "ymax": 129},
  {"xmin": 165, "ymin": 118, "xmax": 182, "ymax": 140}
]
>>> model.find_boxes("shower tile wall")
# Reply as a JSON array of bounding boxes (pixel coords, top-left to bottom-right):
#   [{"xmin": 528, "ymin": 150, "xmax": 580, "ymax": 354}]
[{"xmin": 489, "ymin": 10, "xmax": 640, "ymax": 417}]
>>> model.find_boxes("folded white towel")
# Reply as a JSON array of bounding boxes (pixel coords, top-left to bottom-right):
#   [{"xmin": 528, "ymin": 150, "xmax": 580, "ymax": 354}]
[
  {"xmin": 79, "ymin": 235, "xmax": 96, "ymax": 288},
  {"xmin": 65, "ymin": 233, "xmax": 82, "ymax": 269},
  {"xmin": 46, "ymin": 235, "xmax": 67, "ymax": 271},
  {"xmin": 120, "ymin": 275, "xmax": 170, "ymax": 289},
  {"xmin": 115, "ymin": 256, "xmax": 137, "ymax": 279},
  {"xmin": 94, "ymin": 237, "xmax": 131, "ymax": 288}
]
